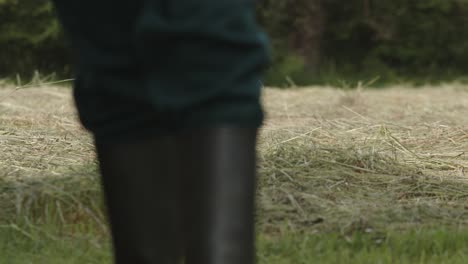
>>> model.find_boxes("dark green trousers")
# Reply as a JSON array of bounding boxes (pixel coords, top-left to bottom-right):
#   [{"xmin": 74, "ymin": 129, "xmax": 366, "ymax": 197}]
[{"xmin": 53, "ymin": 0, "xmax": 269, "ymax": 142}]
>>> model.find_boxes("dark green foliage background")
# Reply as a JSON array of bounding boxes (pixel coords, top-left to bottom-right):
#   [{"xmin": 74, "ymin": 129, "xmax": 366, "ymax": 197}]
[
  {"xmin": 0, "ymin": 0, "xmax": 71, "ymax": 78},
  {"xmin": 1, "ymin": 0, "xmax": 468, "ymax": 85}
]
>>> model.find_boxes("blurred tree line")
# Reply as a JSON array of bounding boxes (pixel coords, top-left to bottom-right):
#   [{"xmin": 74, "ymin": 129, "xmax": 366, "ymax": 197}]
[
  {"xmin": 1, "ymin": 0, "xmax": 468, "ymax": 86},
  {"xmin": 0, "ymin": 0, "xmax": 69, "ymax": 79}
]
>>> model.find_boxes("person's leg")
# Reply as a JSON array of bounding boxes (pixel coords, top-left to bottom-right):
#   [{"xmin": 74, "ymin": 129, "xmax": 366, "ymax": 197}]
[
  {"xmin": 133, "ymin": 2, "xmax": 268, "ymax": 262},
  {"xmin": 95, "ymin": 137, "xmax": 183, "ymax": 264},
  {"xmin": 53, "ymin": 0, "xmax": 270, "ymax": 263},
  {"xmin": 180, "ymin": 127, "xmax": 258, "ymax": 264},
  {"xmin": 53, "ymin": 1, "xmax": 185, "ymax": 263}
]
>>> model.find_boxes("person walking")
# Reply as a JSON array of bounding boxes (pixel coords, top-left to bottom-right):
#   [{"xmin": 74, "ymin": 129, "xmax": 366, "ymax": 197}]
[{"xmin": 52, "ymin": 0, "xmax": 270, "ymax": 263}]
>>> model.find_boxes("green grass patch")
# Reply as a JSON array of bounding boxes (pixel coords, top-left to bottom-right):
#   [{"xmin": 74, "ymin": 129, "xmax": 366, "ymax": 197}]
[
  {"xmin": 259, "ymin": 228, "xmax": 468, "ymax": 264},
  {"xmin": 1, "ymin": 223, "xmax": 467, "ymax": 264},
  {"xmin": 0, "ymin": 224, "xmax": 110, "ymax": 264}
]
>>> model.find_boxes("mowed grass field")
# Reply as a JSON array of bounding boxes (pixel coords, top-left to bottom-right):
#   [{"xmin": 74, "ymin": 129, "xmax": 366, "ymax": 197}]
[{"xmin": 1, "ymin": 81, "xmax": 468, "ymax": 263}]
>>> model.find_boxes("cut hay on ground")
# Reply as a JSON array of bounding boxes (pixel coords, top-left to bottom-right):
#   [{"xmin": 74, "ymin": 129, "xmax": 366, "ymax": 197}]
[
  {"xmin": 0, "ymin": 84, "xmax": 94, "ymax": 181},
  {"xmin": 259, "ymin": 84, "xmax": 468, "ymax": 234},
  {"xmin": 1, "ymin": 83, "xmax": 468, "ymax": 235}
]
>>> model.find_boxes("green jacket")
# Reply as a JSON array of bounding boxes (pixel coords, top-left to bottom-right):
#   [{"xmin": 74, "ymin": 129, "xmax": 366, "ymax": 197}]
[{"xmin": 53, "ymin": 0, "xmax": 270, "ymax": 142}]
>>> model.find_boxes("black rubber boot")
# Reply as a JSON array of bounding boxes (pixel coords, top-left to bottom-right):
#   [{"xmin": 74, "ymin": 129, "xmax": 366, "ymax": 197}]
[
  {"xmin": 95, "ymin": 135, "xmax": 184, "ymax": 264},
  {"xmin": 181, "ymin": 127, "xmax": 258, "ymax": 264},
  {"xmin": 95, "ymin": 126, "xmax": 259, "ymax": 264}
]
